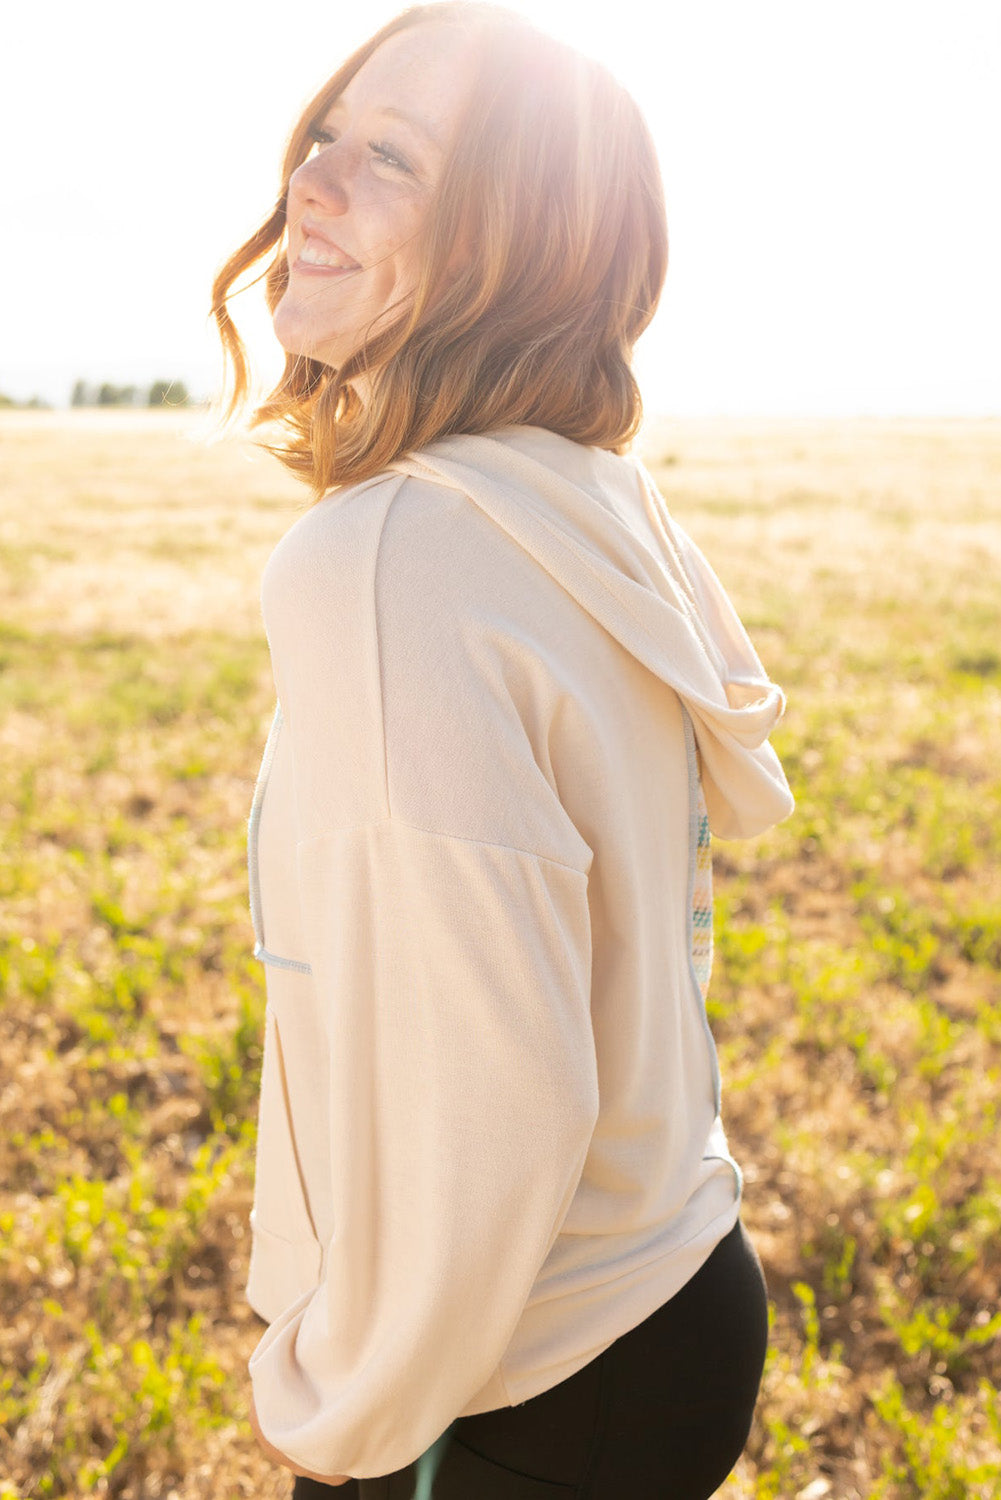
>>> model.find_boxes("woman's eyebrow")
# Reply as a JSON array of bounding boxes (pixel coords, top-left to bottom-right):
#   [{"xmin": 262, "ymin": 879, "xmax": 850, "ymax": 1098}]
[{"xmin": 380, "ymin": 105, "xmax": 443, "ymax": 152}]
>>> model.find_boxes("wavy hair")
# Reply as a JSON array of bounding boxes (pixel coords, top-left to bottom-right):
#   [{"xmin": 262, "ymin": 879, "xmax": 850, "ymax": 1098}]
[{"xmin": 211, "ymin": 1, "xmax": 668, "ymax": 497}]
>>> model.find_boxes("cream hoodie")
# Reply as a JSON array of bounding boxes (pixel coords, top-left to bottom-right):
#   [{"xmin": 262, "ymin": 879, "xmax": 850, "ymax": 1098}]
[{"xmin": 245, "ymin": 424, "xmax": 794, "ymax": 1480}]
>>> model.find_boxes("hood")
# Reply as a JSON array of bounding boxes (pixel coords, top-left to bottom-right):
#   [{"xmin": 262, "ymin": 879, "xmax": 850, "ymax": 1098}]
[{"xmin": 387, "ymin": 425, "xmax": 794, "ymax": 840}]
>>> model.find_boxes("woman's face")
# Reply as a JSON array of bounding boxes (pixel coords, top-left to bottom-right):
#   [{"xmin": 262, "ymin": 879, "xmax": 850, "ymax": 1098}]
[{"xmin": 274, "ymin": 24, "xmax": 477, "ymax": 372}]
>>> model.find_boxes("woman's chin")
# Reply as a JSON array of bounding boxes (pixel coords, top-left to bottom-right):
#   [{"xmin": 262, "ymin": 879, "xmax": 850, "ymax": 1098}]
[{"xmin": 272, "ymin": 307, "xmax": 340, "ymax": 367}]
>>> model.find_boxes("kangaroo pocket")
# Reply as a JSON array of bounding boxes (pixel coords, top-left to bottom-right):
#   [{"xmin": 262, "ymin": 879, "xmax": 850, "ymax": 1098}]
[{"xmin": 247, "ymin": 1003, "xmax": 323, "ymax": 1323}]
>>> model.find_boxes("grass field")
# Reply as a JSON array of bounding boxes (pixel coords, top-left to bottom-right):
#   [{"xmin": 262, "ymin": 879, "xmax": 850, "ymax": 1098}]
[{"xmin": 1, "ymin": 409, "xmax": 999, "ymax": 1498}]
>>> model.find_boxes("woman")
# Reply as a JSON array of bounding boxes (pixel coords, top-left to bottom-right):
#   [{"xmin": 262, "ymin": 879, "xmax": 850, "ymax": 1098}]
[{"xmin": 211, "ymin": 4, "xmax": 794, "ymax": 1496}]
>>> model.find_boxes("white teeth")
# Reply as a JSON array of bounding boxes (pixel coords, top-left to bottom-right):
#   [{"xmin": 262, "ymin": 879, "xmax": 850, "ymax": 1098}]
[{"xmin": 299, "ymin": 239, "xmax": 358, "ymax": 269}]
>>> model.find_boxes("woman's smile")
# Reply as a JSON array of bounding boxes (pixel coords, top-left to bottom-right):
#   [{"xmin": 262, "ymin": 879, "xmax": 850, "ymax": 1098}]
[{"xmin": 295, "ymin": 231, "xmax": 362, "ymax": 273}]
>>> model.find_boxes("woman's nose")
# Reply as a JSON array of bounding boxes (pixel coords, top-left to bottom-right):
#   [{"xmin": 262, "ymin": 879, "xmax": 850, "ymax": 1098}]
[{"xmin": 290, "ymin": 146, "xmax": 351, "ymax": 215}]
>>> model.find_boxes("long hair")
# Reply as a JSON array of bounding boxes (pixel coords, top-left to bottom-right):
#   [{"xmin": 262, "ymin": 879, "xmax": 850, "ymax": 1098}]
[{"xmin": 211, "ymin": 1, "xmax": 668, "ymax": 498}]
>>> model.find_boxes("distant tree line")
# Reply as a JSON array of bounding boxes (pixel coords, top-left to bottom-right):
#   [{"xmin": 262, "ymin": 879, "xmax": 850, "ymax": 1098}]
[
  {"xmin": 0, "ymin": 392, "xmax": 51, "ymax": 409},
  {"xmin": 70, "ymin": 379, "xmax": 191, "ymax": 408}
]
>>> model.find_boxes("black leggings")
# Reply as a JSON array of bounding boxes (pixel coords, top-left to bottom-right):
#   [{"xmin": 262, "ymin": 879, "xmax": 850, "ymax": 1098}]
[{"xmin": 294, "ymin": 1217, "xmax": 769, "ymax": 1500}]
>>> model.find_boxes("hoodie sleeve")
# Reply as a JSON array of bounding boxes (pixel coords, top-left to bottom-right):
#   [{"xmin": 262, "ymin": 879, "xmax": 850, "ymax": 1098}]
[{"xmin": 248, "ymin": 476, "xmax": 600, "ymax": 1480}]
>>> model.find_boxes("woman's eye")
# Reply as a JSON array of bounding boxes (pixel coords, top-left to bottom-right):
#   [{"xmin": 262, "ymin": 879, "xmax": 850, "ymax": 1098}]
[
  {"xmin": 370, "ymin": 141, "xmax": 414, "ymax": 175},
  {"xmin": 307, "ymin": 126, "xmax": 336, "ymax": 157},
  {"xmin": 304, "ymin": 124, "xmax": 414, "ymax": 176}
]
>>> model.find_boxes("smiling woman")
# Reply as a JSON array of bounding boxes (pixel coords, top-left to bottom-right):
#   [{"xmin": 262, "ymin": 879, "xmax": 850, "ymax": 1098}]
[
  {"xmin": 272, "ymin": 23, "xmax": 479, "ymax": 378},
  {"xmin": 210, "ymin": 0, "xmax": 668, "ymax": 493},
  {"xmin": 210, "ymin": 4, "xmax": 791, "ymax": 1498}
]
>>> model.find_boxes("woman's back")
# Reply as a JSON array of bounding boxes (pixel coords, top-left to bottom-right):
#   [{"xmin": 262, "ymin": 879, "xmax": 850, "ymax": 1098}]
[{"xmin": 245, "ymin": 424, "xmax": 791, "ymax": 1476}]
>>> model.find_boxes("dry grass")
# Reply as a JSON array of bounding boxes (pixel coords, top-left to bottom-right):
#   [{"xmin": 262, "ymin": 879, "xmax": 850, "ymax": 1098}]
[{"xmin": 1, "ymin": 409, "xmax": 999, "ymax": 1499}]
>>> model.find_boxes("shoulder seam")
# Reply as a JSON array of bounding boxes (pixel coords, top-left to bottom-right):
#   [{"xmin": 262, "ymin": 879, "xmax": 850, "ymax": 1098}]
[
  {"xmin": 296, "ymin": 817, "xmax": 589, "ymax": 876},
  {"xmin": 371, "ymin": 472, "xmax": 412, "ymax": 820}
]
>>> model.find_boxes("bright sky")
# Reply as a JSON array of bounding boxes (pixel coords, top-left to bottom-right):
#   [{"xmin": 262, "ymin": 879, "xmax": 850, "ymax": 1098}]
[{"xmin": 3, "ymin": 0, "xmax": 999, "ymax": 414}]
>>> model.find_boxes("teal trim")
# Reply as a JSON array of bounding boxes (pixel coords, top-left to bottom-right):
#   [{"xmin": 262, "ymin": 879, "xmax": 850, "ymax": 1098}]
[{"xmin": 411, "ymin": 1422, "xmax": 457, "ymax": 1500}]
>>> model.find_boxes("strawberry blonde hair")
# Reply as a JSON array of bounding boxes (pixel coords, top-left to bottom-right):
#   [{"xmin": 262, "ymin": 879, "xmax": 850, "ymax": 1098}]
[{"xmin": 211, "ymin": 1, "xmax": 668, "ymax": 498}]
